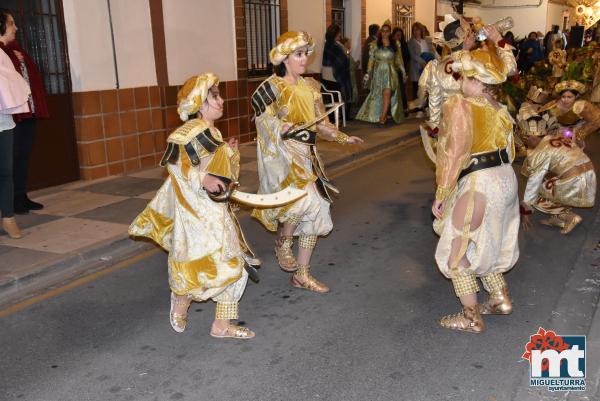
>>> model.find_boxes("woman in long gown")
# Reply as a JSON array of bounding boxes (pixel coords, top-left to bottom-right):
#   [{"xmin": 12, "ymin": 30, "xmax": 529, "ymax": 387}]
[{"xmin": 356, "ymin": 20, "xmax": 406, "ymax": 125}]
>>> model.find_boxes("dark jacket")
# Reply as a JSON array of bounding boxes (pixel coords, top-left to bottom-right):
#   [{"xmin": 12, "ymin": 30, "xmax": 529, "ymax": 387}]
[{"xmin": 361, "ymin": 35, "xmax": 377, "ymax": 71}]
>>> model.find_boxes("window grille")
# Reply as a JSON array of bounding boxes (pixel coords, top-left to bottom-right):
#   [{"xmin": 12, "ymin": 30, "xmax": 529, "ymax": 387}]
[
  {"xmin": 7, "ymin": 0, "xmax": 70, "ymax": 94},
  {"xmin": 244, "ymin": 0, "xmax": 281, "ymax": 78},
  {"xmin": 393, "ymin": 2, "xmax": 415, "ymax": 39},
  {"xmin": 331, "ymin": 0, "xmax": 345, "ymax": 35}
]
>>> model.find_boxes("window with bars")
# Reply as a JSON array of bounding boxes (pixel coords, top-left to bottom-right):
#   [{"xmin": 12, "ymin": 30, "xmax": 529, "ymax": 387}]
[
  {"xmin": 331, "ymin": 0, "xmax": 345, "ymax": 35},
  {"xmin": 7, "ymin": 0, "xmax": 69, "ymax": 95},
  {"xmin": 244, "ymin": 0, "xmax": 281, "ymax": 78},
  {"xmin": 393, "ymin": 2, "xmax": 415, "ymax": 39}
]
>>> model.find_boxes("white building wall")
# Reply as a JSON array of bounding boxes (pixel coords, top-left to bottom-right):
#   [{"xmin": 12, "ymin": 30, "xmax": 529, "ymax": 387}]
[
  {"xmin": 162, "ymin": 0, "xmax": 237, "ymax": 84},
  {"xmin": 110, "ymin": 0, "xmax": 157, "ymax": 88},
  {"xmin": 366, "ymin": 0, "xmax": 392, "ymax": 28},
  {"xmin": 288, "ymin": 0, "xmax": 327, "ymax": 74},
  {"xmin": 437, "ymin": 0, "xmax": 553, "ymax": 38},
  {"xmin": 62, "ymin": 0, "xmax": 116, "ymax": 91},
  {"xmin": 346, "ymin": 0, "xmax": 363, "ymax": 61}
]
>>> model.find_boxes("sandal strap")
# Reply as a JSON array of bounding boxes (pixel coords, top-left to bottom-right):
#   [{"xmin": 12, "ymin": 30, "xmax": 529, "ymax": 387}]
[{"xmin": 231, "ymin": 326, "xmax": 252, "ymax": 338}]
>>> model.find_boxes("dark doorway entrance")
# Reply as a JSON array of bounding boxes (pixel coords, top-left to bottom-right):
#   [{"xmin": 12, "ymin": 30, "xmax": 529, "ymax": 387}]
[{"xmin": 5, "ymin": 0, "xmax": 79, "ymax": 190}]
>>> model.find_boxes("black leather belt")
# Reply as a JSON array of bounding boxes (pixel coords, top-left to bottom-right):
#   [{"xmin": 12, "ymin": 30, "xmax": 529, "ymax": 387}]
[
  {"xmin": 282, "ymin": 129, "xmax": 317, "ymax": 145},
  {"xmin": 458, "ymin": 148, "xmax": 510, "ymax": 181}
]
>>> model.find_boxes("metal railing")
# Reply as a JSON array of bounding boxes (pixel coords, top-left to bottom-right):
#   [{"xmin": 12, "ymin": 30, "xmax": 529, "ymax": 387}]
[{"xmin": 244, "ymin": 0, "xmax": 281, "ymax": 77}]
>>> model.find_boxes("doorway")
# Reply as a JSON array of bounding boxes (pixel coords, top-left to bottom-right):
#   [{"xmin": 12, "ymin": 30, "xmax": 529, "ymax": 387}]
[{"xmin": 5, "ymin": 0, "xmax": 79, "ymax": 190}]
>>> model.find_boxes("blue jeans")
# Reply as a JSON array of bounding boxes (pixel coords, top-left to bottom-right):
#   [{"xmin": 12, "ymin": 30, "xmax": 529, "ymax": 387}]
[{"xmin": 0, "ymin": 128, "xmax": 15, "ymax": 217}]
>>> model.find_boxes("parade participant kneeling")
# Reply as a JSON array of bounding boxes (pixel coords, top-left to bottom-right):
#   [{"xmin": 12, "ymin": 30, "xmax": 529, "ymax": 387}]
[
  {"xmin": 431, "ymin": 48, "xmax": 519, "ymax": 333},
  {"xmin": 520, "ymin": 127, "xmax": 596, "ymax": 235},
  {"xmin": 251, "ymin": 31, "xmax": 363, "ymax": 293},
  {"xmin": 129, "ymin": 74, "xmax": 259, "ymax": 339},
  {"xmin": 538, "ymin": 80, "xmax": 600, "ymax": 145}
]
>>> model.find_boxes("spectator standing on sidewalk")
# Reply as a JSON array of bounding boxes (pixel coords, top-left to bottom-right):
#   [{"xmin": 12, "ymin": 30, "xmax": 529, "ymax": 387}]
[
  {"xmin": 322, "ymin": 24, "xmax": 352, "ymax": 113},
  {"xmin": 2, "ymin": 39, "xmax": 49, "ymax": 214},
  {"xmin": 408, "ymin": 22, "xmax": 434, "ymax": 100},
  {"xmin": 0, "ymin": 9, "xmax": 30, "ymax": 239},
  {"xmin": 392, "ymin": 27, "xmax": 409, "ymax": 115},
  {"xmin": 362, "ymin": 24, "xmax": 379, "ymax": 72}
]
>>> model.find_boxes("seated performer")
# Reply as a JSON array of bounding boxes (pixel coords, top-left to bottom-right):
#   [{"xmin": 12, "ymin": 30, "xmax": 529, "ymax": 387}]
[
  {"xmin": 514, "ymin": 86, "xmax": 551, "ymax": 156},
  {"xmin": 538, "ymin": 80, "xmax": 600, "ymax": 144},
  {"xmin": 129, "ymin": 73, "xmax": 258, "ymax": 339},
  {"xmin": 431, "ymin": 48, "xmax": 519, "ymax": 333},
  {"xmin": 251, "ymin": 31, "xmax": 363, "ymax": 293},
  {"xmin": 520, "ymin": 128, "xmax": 596, "ymax": 234}
]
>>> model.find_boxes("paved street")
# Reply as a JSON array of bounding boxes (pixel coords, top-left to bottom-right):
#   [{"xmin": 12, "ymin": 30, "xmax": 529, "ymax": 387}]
[{"xmin": 2, "ymin": 135, "xmax": 600, "ymax": 401}]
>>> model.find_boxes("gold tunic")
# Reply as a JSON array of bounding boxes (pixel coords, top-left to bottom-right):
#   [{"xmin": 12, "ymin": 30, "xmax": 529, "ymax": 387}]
[
  {"xmin": 539, "ymin": 99, "xmax": 600, "ymax": 141},
  {"xmin": 434, "ymin": 94, "xmax": 519, "ymax": 279},
  {"xmin": 522, "ymin": 134, "xmax": 596, "ymax": 214},
  {"xmin": 129, "ymin": 119, "xmax": 253, "ymax": 299},
  {"xmin": 251, "ymin": 75, "xmax": 348, "ymax": 235},
  {"xmin": 418, "ymin": 44, "xmax": 517, "ymax": 129}
]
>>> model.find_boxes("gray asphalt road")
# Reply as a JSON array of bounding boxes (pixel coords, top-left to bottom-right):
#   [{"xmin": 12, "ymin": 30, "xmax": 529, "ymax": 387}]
[{"xmin": 2, "ymin": 135, "xmax": 600, "ymax": 401}]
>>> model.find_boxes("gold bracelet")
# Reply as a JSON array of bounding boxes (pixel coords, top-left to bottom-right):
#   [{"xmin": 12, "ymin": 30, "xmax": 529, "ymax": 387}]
[
  {"xmin": 435, "ymin": 186, "xmax": 451, "ymax": 201},
  {"xmin": 335, "ymin": 133, "xmax": 350, "ymax": 144}
]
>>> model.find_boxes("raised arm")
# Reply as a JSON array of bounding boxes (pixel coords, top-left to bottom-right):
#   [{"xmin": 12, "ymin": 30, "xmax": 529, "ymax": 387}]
[{"xmin": 435, "ymin": 95, "xmax": 474, "ymax": 201}]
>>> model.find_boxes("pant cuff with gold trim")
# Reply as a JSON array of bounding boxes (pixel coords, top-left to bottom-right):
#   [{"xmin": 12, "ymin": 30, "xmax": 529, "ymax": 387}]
[
  {"xmin": 215, "ymin": 302, "xmax": 238, "ymax": 320},
  {"xmin": 481, "ymin": 273, "xmax": 507, "ymax": 294},
  {"xmin": 299, "ymin": 235, "xmax": 318, "ymax": 250},
  {"xmin": 452, "ymin": 274, "xmax": 480, "ymax": 297}
]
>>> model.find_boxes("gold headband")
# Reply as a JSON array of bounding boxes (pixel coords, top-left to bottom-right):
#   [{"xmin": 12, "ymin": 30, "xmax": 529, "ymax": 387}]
[
  {"xmin": 176, "ymin": 73, "xmax": 219, "ymax": 121},
  {"xmin": 554, "ymin": 80, "xmax": 586, "ymax": 95},
  {"xmin": 269, "ymin": 31, "xmax": 315, "ymax": 66}
]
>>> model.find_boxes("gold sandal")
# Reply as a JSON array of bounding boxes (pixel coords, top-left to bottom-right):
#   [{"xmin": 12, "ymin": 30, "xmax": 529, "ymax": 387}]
[
  {"xmin": 275, "ymin": 236, "xmax": 297, "ymax": 272},
  {"xmin": 210, "ymin": 325, "xmax": 255, "ymax": 340},
  {"xmin": 170, "ymin": 292, "xmax": 191, "ymax": 333},
  {"xmin": 291, "ymin": 265, "xmax": 329, "ymax": 293},
  {"xmin": 481, "ymin": 287, "xmax": 513, "ymax": 315},
  {"xmin": 559, "ymin": 211, "xmax": 582, "ymax": 234},
  {"xmin": 439, "ymin": 305, "xmax": 484, "ymax": 333}
]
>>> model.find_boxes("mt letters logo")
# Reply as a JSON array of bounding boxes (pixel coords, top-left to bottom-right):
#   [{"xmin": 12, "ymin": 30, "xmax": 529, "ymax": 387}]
[{"xmin": 522, "ymin": 327, "xmax": 586, "ymax": 392}]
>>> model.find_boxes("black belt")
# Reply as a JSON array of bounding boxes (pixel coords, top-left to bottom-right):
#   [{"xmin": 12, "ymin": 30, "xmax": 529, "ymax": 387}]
[
  {"xmin": 458, "ymin": 148, "xmax": 510, "ymax": 181},
  {"xmin": 282, "ymin": 129, "xmax": 317, "ymax": 145}
]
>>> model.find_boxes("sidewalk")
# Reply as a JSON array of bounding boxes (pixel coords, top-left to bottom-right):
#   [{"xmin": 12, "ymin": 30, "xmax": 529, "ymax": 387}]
[{"xmin": 0, "ymin": 119, "xmax": 421, "ymax": 308}]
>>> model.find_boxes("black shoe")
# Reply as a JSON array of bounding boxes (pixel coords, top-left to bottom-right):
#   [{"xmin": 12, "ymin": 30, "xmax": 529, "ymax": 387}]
[
  {"xmin": 24, "ymin": 197, "xmax": 44, "ymax": 210},
  {"xmin": 14, "ymin": 203, "xmax": 30, "ymax": 214}
]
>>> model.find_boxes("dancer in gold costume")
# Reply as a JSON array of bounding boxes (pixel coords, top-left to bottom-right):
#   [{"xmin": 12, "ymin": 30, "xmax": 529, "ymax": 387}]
[
  {"xmin": 432, "ymin": 48, "xmax": 519, "ymax": 333},
  {"xmin": 251, "ymin": 31, "xmax": 363, "ymax": 293},
  {"xmin": 538, "ymin": 80, "xmax": 600, "ymax": 143},
  {"xmin": 416, "ymin": 14, "xmax": 516, "ymax": 134},
  {"xmin": 129, "ymin": 74, "xmax": 257, "ymax": 339},
  {"xmin": 520, "ymin": 81, "xmax": 598, "ymax": 234}
]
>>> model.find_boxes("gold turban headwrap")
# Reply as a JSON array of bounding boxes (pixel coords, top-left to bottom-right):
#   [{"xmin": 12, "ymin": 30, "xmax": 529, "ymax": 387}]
[
  {"xmin": 176, "ymin": 73, "xmax": 219, "ymax": 121},
  {"xmin": 554, "ymin": 80, "xmax": 586, "ymax": 95},
  {"xmin": 269, "ymin": 31, "xmax": 315, "ymax": 66},
  {"xmin": 451, "ymin": 48, "xmax": 508, "ymax": 84},
  {"xmin": 432, "ymin": 13, "xmax": 471, "ymax": 48}
]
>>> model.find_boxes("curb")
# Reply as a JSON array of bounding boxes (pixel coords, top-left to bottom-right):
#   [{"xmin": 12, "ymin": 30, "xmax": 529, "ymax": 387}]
[{"xmin": 0, "ymin": 128, "xmax": 419, "ymax": 310}]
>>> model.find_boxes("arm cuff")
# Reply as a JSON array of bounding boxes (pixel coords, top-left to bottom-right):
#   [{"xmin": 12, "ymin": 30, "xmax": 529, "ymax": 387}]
[
  {"xmin": 335, "ymin": 133, "xmax": 350, "ymax": 144},
  {"xmin": 435, "ymin": 186, "xmax": 451, "ymax": 201}
]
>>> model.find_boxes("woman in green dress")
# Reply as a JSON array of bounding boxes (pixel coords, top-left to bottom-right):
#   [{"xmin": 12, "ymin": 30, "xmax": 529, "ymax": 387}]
[{"xmin": 356, "ymin": 20, "xmax": 406, "ymax": 125}]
